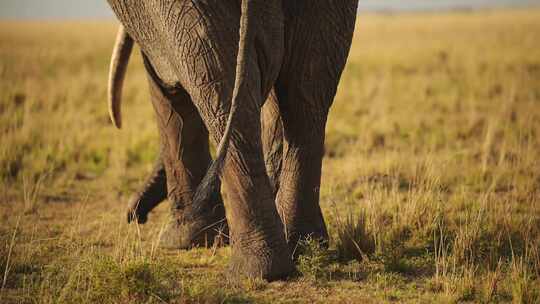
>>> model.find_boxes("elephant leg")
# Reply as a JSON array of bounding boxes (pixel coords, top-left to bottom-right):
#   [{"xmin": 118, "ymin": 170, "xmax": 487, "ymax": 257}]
[
  {"xmin": 261, "ymin": 90, "xmax": 283, "ymax": 196},
  {"xmin": 275, "ymin": 1, "xmax": 359, "ymax": 252},
  {"xmin": 145, "ymin": 59, "xmax": 226, "ymax": 249},
  {"xmin": 189, "ymin": 85, "xmax": 292, "ymax": 280},
  {"xmin": 126, "ymin": 148, "xmax": 167, "ymax": 224},
  {"xmin": 160, "ymin": 2, "xmax": 292, "ymax": 280},
  {"xmin": 190, "ymin": 69, "xmax": 292, "ymax": 280},
  {"xmin": 216, "ymin": 101, "xmax": 292, "ymax": 280}
]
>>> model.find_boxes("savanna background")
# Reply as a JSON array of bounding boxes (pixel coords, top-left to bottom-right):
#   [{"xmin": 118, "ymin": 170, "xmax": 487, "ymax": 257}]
[{"xmin": 1, "ymin": 2, "xmax": 540, "ymax": 303}]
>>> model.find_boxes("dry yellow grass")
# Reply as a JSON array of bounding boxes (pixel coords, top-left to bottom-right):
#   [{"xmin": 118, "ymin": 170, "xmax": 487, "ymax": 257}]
[{"xmin": 1, "ymin": 9, "xmax": 539, "ymax": 303}]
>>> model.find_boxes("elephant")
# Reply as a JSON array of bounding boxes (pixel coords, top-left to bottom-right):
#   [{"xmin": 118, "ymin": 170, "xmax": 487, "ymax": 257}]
[{"xmin": 106, "ymin": 0, "xmax": 359, "ymax": 280}]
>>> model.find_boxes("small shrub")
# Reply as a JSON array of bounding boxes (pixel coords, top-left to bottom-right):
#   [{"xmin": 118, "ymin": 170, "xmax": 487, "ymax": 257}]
[
  {"xmin": 377, "ymin": 226, "xmax": 411, "ymax": 274},
  {"xmin": 297, "ymin": 237, "xmax": 334, "ymax": 281}
]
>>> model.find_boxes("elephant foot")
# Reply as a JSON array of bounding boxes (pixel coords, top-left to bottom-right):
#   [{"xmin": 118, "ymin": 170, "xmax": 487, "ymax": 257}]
[
  {"xmin": 159, "ymin": 206, "xmax": 228, "ymax": 249},
  {"xmin": 228, "ymin": 232, "xmax": 295, "ymax": 281}
]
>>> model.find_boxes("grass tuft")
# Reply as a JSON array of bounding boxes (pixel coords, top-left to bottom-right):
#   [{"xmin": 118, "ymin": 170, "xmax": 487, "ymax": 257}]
[{"xmin": 333, "ymin": 207, "xmax": 375, "ymax": 263}]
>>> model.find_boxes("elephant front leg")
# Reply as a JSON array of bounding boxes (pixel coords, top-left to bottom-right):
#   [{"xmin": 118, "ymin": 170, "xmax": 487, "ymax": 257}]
[
  {"xmin": 145, "ymin": 62, "xmax": 226, "ymax": 249},
  {"xmin": 275, "ymin": 100, "xmax": 329, "ymax": 252},
  {"xmin": 276, "ymin": 0, "xmax": 358, "ymax": 254}
]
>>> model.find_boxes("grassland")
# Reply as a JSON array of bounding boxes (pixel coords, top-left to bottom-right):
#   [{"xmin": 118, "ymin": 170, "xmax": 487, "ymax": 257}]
[{"xmin": 1, "ymin": 9, "xmax": 540, "ymax": 303}]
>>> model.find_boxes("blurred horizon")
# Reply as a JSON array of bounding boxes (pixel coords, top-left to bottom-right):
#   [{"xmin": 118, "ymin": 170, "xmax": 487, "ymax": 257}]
[{"xmin": 0, "ymin": 0, "xmax": 539, "ymax": 20}]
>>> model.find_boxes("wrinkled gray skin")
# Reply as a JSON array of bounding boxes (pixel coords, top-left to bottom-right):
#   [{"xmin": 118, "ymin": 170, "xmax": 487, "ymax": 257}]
[{"xmin": 107, "ymin": 0, "xmax": 358, "ymax": 280}]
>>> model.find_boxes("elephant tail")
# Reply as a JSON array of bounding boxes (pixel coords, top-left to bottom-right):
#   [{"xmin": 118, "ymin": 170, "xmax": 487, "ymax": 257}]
[
  {"xmin": 192, "ymin": 0, "xmax": 255, "ymax": 211},
  {"xmin": 108, "ymin": 25, "xmax": 134, "ymax": 129}
]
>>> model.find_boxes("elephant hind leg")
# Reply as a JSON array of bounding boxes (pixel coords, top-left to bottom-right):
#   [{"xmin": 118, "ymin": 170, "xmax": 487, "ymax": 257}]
[
  {"xmin": 144, "ymin": 56, "xmax": 227, "ymax": 249},
  {"xmin": 185, "ymin": 68, "xmax": 292, "ymax": 280}
]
